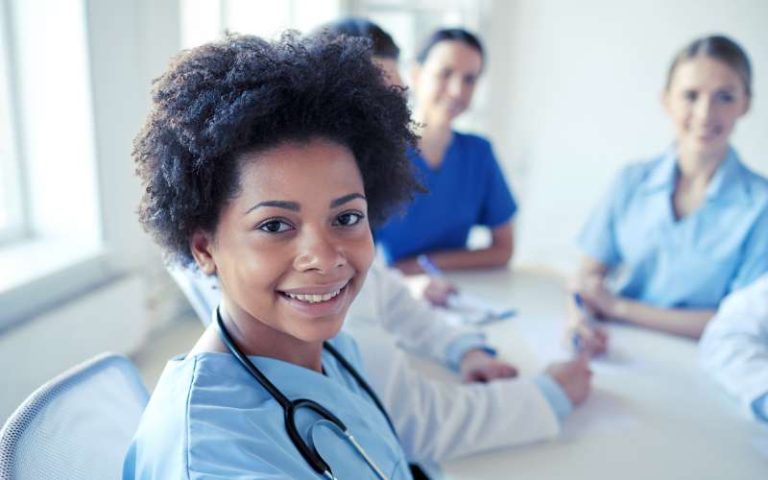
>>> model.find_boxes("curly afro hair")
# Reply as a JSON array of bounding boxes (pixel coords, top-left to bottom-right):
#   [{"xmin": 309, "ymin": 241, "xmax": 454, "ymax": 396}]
[{"xmin": 135, "ymin": 33, "xmax": 419, "ymax": 265}]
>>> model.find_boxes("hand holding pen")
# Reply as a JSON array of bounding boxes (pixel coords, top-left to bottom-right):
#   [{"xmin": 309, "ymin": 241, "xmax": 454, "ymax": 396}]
[
  {"xmin": 570, "ymin": 292, "xmax": 608, "ymax": 355},
  {"xmin": 417, "ymin": 254, "xmax": 516, "ymax": 324},
  {"xmin": 416, "ymin": 254, "xmax": 459, "ymax": 306}
]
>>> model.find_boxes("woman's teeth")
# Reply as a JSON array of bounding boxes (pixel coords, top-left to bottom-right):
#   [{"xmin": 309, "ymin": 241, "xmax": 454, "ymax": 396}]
[{"xmin": 285, "ymin": 287, "xmax": 343, "ymax": 304}]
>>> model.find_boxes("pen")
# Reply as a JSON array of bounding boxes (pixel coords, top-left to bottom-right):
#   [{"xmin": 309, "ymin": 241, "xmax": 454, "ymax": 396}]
[
  {"xmin": 571, "ymin": 293, "xmax": 593, "ymax": 353},
  {"xmin": 417, "ymin": 254, "xmax": 443, "ymax": 278}
]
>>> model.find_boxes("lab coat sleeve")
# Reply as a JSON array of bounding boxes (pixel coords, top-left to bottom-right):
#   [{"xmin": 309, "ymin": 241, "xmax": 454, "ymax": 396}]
[
  {"xmin": 700, "ymin": 274, "xmax": 768, "ymax": 420},
  {"xmin": 365, "ymin": 261, "xmax": 488, "ymax": 366},
  {"xmin": 351, "ymin": 325, "xmax": 560, "ymax": 464}
]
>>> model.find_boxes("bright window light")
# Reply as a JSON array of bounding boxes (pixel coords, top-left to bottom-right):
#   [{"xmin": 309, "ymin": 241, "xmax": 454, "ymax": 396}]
[
  {"xmin": 181, "ymin": 0, "xmax": 341, "ymax": 48},
  {"xmin": 0, "ymin": 1, "xmax": 24, "ymax": 245}
]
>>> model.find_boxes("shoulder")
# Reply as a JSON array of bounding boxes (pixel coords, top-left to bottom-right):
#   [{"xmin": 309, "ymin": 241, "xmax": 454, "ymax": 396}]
[
  {"xmin": 706, "ymin": 273, "xmax": 768, "ymax": 340},
  {"xmin": 725, "ymin": 274, "xmax": 768, "ymax": 311},
  {"xmin": 453, "ymin": 131, "xmax": 493, "ymax": 155},
  {"xmin": 617, "ymin": 155, "xmax": 666, "ymax": 186},
  {"xmin": 733, "ymin": 159, "xmax": 768, "ymax": 205},
  {"xmin": 125, "ymin": 356, "xmax": 201, "ymax": 478}
]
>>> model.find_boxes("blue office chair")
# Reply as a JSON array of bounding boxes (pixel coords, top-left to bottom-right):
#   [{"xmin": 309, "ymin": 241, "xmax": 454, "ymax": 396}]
[
  {"xmin": 167, "ymin": 264, "xmax": 218, "ymax": 327},
  {"xmin": 0, "ymin": 353, "xmax": 149, "ymax": 480}
]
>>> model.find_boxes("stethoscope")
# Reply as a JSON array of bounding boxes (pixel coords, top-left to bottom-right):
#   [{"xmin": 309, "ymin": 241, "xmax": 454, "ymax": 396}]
[{"xmin": 215, "ymin": 307, "xmax": 397, "ymax": 480}]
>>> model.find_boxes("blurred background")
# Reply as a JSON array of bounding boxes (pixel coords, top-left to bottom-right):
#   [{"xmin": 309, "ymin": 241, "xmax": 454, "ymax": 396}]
[{"xmin": 1, "ymin": 0, "xmax": 766, "ymax": 421}]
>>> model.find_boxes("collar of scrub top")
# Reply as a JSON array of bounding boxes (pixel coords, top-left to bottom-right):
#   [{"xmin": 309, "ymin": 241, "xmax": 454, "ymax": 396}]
[
  {"xmin": 214, "ymin": 306, "xmax": 396, "ymax": 480},
  {"xmin": 638, "ymin": 145, "xmax": 751, "ymax": 205}
]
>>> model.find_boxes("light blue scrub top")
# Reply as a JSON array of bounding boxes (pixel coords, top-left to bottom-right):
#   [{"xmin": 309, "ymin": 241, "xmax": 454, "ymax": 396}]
[
  {"xmin": 123, "ymin": 332, "xmax": 412, "ymax": 479},
  {"xmin": 375, "ymin": 132, "xmax": 517, "ymax": 264},
  {"xmin": 578, "ymin": 147, "xmax": 768, "ymax": 309}
]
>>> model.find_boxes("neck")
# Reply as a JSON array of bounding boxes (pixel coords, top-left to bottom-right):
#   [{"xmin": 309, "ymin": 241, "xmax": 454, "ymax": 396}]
[
  {"xmin": 217, "ymin": 300, "xmax": 324, "ymax": 372},
  {"xmin": 416, "ymin": 120, "xmax": 453, "ymax": 168},
  {"xmin": 414, "ymin": 106, "xmax": 452, "ymax": 136},
  {"xmin": 676, "ymin": 144, "xmax": 728, "ymax": 184}
]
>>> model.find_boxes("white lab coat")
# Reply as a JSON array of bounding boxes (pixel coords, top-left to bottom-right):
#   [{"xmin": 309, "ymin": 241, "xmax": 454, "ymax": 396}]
[
  {"xmin": 348, "ymin": 260, "xmax": 484, "ymax": 363},
  {"xmin": 169, "ymin": 260, "xmax": 561, "ymax": 464},
  {"xmin": 700, "ymin": 273, "xmax": 768, "ymax": 420},
  {"xmin": 346, "ymin": 261, "xmax": 560, "ymax": 463}
]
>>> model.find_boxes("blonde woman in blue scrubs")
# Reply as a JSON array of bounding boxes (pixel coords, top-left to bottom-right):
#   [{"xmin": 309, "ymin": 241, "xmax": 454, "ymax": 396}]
[{"xmin": 571, "ymin": 35, "xmax": 768, "ymax": 353}]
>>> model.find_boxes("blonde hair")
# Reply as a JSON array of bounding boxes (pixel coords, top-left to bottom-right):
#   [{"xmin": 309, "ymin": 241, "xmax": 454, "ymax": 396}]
[{"xmin": 666, "ymin": 35, "xmax": 752, "ymax": 96}]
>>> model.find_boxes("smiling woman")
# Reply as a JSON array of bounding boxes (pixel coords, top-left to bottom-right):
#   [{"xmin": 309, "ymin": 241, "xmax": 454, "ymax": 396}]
[
  {"xmin": 374, "ymin": 28, "xmax": 518, "ymax": 275},
  {"xmin": 569, "ymin": 35, "xmax": 768, "ymax": 353},
  {"xmin": 124, "ymin": 33, "xmax": 419, "ymax": 479},
  {"xmin": 190, "ymin": 140, "xmax": 375, "ymax": 360}
]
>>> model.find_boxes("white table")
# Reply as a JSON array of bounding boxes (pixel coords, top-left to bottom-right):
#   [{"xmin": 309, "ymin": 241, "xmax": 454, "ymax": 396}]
[{"xmin": 432, "ymin": 267, "xmax": 768, "ymax": 480}]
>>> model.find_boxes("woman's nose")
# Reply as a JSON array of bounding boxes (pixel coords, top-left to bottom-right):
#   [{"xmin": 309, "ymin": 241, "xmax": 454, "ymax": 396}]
[
  {"xmin": 447, "ymin": 77, "xmax": 464, "ymax": 98},
  {"xmin": 293, "ymin": 229, "xmax": 345, "ymax": 272},
  {"xmin": 693, "ymin": 96, "xmax": 715, "ymax": 122}
]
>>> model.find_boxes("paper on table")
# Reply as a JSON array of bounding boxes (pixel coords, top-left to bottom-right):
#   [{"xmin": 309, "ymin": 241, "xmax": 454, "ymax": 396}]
[{"xmin": 445, "ymin": 292, "xmax": 516, "ymax": 325}]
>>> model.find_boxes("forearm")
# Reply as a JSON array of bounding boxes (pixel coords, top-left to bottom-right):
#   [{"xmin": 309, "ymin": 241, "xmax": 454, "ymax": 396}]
[
  {"xmin": 611, "ymin": 298, "xmax": 715, "ymax": 338},
  {"xmin": 397, "ymin": 245, "xmax": 512, "ymax": 273},
  {"xmin": 389, "ymin": 373, "xmax": 560, "ymax": 463},
  {"xmin": 354, "ymin": 327, "xmax": 559, "ymax": 464}
]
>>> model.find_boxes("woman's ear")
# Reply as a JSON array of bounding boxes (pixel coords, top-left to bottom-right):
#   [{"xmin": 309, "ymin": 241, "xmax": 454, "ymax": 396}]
[{"xmin": 190, "ymin": 230, "xmax": 217, "ymax": 275}]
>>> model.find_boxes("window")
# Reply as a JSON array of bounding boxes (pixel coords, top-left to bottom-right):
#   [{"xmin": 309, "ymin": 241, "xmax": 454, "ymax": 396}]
[
  {"xmin": 181, "ymin": 0, "xmax": 343, "ymax": 49},
  {"xmin": 0, "ymin": 0, "xmax": 25, "ymax": 245},
  {"xmin": 0, "ymin": 0, "xmax": 105, "ymax": 329}
]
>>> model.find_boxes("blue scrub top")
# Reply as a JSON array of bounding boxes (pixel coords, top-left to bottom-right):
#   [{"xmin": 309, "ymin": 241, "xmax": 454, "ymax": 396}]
[
  {"xmin": 123, "ymin": 332, "xmax": 412, "ymax": 479},
  {"xmin": 578, "ymin": 147, "xmax": 768, "ymax": 309},
  {"xmin": 375, "ymin": 131, "xmax": 517, "ymax": 264}
]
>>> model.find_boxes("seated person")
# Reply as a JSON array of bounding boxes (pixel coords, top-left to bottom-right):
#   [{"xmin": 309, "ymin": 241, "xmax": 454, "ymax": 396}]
[
  {"xmin": 700, "ymin": 273, "xmax": 768, "ymax": 423},
  {"xmin": 569, "ymin": 35, "xmax": 768, "ymax": 354},
  {"xmin": 125, "ymin": 33, "xmax": 421, "ymax": 479},
  {"xmin": 374, "ymin": 28, "xmax": 517, "ymax": 275},
  {"xmin": 167, "ymin": 20, "xmax": 591, "ymax": 468},
  {"xmin": 173, "ymin": 260, "xmax": 593, "ymax": 463},
  {"xmin": 308, "ymin": 17, "xmax": 513, "ymax": 381}
]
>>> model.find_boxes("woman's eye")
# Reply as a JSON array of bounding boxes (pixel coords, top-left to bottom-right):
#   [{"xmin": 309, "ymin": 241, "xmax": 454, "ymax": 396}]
[
  {"xmin": 335, "ymin": 212, "xmax": 363, "ymax": 227},
  {"xmin": 258, "ymin": 219, "xmax": 292, "ymax": 233},
  {"xmin": 716, "ymin": 91, "xmax": 734, "ymax": 103},
  {"xmin": 684, "ymin": 90, "xmax": 698, "ymax": 102}
]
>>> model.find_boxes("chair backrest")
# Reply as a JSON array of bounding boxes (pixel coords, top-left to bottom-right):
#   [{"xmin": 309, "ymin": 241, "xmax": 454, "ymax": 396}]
[
  {"xmin": 167, "ymin": 264, "xmax": 219, "ymax": 327},
  {"xmin": 0, "ymin": 353, "xmax": 149, "ymax": 480}
]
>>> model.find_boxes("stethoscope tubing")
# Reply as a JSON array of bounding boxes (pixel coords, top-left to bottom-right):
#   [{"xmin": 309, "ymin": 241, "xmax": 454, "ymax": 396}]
[{"xmin": 215, "ymin": 307, "xmax": 396, "ymax": 479}]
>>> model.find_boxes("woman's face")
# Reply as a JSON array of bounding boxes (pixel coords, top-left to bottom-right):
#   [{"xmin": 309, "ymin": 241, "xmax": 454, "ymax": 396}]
[
  {"xmin": 412, "ymin": 40, "xmax": 483, "ymax": 126},
  {"xmin": 195, "ymin": 139, "xmax": 374, "ymax": 344},
  {"xmin": 663, "ymin": 56, "xmax": 750, "ymax": 158}
]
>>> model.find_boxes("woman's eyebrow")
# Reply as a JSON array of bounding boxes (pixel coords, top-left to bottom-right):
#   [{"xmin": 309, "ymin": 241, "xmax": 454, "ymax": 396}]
[
  {"xmin": 330, "ymin": 193, "xmax": 367, "ymax": 208},
  {"xmin": 245, "ymin": 200, "xmax": 300, "ymax": 214}
]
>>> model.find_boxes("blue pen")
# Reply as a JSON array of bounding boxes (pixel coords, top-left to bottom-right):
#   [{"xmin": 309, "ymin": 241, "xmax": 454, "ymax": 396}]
[
  {"xmin": 418, "ymin": 254, "xmax": 515, "ymax": 324},
  {"xmin": 417, "ymin": 254, "xmax": 443, "ymax": 277},
  {"xmin": 571, "ymin": 293, "xmax": 593, "ymax": 353}
]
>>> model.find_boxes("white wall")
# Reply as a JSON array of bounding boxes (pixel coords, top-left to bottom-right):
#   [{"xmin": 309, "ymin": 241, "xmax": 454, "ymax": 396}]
[
  {"xmin": 0, "ymin": 276, "xmax": 145, "ymax": 421},
  {"xmin": 482, "ymin": 0, "xmax": 768, "ymax": 272}
]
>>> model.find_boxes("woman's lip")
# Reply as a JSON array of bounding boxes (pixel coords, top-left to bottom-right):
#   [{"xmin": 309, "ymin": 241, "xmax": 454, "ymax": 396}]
[
  {"xmin": 279, "ymin": 282, "xmax": 352, "ymax": 315},
  {"xmin": 278, "ymin": 280, "xmax": 350, "ymax": 296}
]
